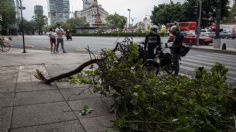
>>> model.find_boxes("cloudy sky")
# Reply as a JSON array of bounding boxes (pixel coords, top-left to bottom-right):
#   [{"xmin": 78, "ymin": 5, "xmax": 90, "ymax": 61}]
[{"xmin": 22, "ymin": 0, "xmax": 234, "ymax": 23}]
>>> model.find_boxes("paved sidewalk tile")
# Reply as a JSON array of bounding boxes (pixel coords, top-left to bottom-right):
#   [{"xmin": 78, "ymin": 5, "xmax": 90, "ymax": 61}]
[
  {"xmin": 46, "ymin": 64, "xmax": 79, "ymax": 77},
  {"xmin": 11, "ymin": 102, "xmax": 76, "ymax": 128},
  {"xmin": 60, "ymin": 87, "xmax": 100, "ymax": 101},
  {"xmin": 15, "ymin": 89, "xmax": 64, "ymax": 106},
  {"xmin": 80, "ymin": 115, "xmax": 116, "ymax": 132},
  {"xmin": 68, "ymin": 98, "xmax": 111, "ymax": 119},
  {"xmin": 0, "ymin": 93, "xmax": 14, "ymax": 108},
  {"xmin": 0, "ymin": 66, "xmax": 18, "ymax": 93},
  {"xmin": 0, "ymin": 107, "xmax": 12, "ymax": 132},
  {"xmin": 55, "ymin": 81, "xmax": 89, "ymax": 89},
  {"xmin": 10, "ymin": 120, "xmax": 85, "ymax": 132},
  {"xmin": 100, "ymin": 97, "xmax": 114, "ymax": 110},
  {"xmin": 16, "ymin": 65, "xmax": 56, "ymax": 92}
]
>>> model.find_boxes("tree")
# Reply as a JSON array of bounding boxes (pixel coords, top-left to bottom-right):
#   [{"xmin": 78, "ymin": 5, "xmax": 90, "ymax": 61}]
[
  {"xmin": 223, "ymin": 3, "xmax": 236, "ymax": 23},
  {"xmin": 17, "ymin": 18, "xmax": 36, "ymax": 35},
  {"xmin": 0, "ymin": 0, "xmax": 16, "ymax": 34},
  {"xmin": 151, "ymin": 2, "xmax": 185, "ymax": 25},
  {"xmin": 105, "ymin": 13, "xmax": 127, "ymax": 29},
  {"xmin": 184, "ymin": 0, "xmax": 230, "ymax": 27},
  {"xmin": 32, "ymin": 15, "xmax": 47, "ymax": 35},
  {"xmin": 64, "ymin": 17, "xmax": 89, "ymax": 32},
  {"xmin": 151, "ymin": 0, "xmax": 230, "ymax": 27},
  {"xmin": 135, "ymin": 22, "xmax": 145, "ymax": 33}
]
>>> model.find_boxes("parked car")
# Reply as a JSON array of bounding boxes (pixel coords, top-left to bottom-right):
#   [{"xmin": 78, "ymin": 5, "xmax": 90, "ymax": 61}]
[
  {"xmin": 201, "ymin": 28, "xmax": 215, "ymax": 38},
  {"xmin": 219, "ymin": 29, "xmax": 236, "ymax": 39},
  {"xmin": 168, "ymin": 31, "xmax": 213, "ymax": 45},
  {"xmin": 184, "ymin": 31, "xmax": 213, "ymax": 45}
]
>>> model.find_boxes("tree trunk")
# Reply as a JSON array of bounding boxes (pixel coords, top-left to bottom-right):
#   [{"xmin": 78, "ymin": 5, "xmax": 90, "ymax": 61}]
[{"xmin": 45, "ymin": 59, "xmax": 99, "ymax": 84}]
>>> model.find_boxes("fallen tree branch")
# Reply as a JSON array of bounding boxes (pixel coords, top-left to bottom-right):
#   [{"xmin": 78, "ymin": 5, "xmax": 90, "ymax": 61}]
[
  {"xmin": 34, "ymin": 38, "xmax": 133, "ymax": 84},
  {"xmin": 35, "ymin": 59, "xmax": 100, "ymax": 84}
]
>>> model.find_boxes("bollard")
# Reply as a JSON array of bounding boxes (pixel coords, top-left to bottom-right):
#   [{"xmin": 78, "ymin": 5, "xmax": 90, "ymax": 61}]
[{"xmin": 222, "ymin": 43, "xmax": 226, "ymax": 50}]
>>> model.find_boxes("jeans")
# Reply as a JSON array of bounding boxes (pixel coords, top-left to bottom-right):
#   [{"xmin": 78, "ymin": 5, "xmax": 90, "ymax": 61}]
[
  {"xmin": 172, "ymin": 53, "xmax": 180, "ymax": 75},
  {"xmin": 56, "ymin": 38, "xmax": 66, "ymax": 53}
]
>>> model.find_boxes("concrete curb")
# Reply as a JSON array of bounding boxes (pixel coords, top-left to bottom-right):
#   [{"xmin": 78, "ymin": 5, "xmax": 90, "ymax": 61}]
[{"xmin": 190, "ymin": 46, "xmax": 236, "ymax": 55}]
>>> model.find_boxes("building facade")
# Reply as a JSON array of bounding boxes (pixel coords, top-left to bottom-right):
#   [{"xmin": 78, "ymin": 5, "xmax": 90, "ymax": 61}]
[
  {"xmin": 47, "ymin": 0, "xmax": 70, "ymax": 24},
  {"xmin": 34, "ymin": 5, "xmax": 43, "ymax": 17},
  {"xmin": 75, "ymin": 0, "xmax": 108, "ymax": 27}
]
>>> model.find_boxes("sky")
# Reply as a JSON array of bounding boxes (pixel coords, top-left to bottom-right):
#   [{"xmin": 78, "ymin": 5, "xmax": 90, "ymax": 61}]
[
  {"xmin": 22, "ymin": 0, "xmax": 184, "ymax": 23},
  {"xmin": 22, "ymin": 0, "xmax": 234, "ymax": 24}
]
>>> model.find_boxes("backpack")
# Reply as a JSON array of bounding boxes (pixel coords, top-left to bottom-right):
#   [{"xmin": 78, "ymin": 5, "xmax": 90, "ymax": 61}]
[{"xmin": 180, "ymin": 45, "xmax": 191, "ymax": 57}]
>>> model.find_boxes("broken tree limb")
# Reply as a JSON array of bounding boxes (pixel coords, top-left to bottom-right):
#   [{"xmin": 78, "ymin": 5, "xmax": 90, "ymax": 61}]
[{"xmin": 35, "ymin": 59, "xmax": 100, "ymax": 84}]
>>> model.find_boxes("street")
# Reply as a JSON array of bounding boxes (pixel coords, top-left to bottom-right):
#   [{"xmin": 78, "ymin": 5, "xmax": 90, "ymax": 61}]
[
  {"xmin": 9, "ymin": 35, "xmax": 236, "ymax": 83},
  {"xmin": 10, "ymin": 35, "xmax": 236, "ymax": 53}
]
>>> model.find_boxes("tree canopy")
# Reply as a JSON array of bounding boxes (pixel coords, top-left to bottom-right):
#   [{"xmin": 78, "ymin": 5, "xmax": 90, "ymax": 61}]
[
  {"xmin": 223, "ymin": 3, "xmax": 236, "ymax": 23},
  {"xmin": 32, "ymin": 15, "xmax": 47, "ymax": 35},
  {"xmin": 151, "ymin": 2, "xmax": 185, "ymax": 25},
  {"xmin": 64, "ymin": 17, "xmax": 89, "ymax": 31},
  {"xmin": 151, "ymin": 0, "xmax": 230, "ymax": 26},
  {"xmin": 105, "ymin": 13, "xmax": 127, "ymax": 29},
  {"xmin": 0, "ymin": 0, "xmax": 16, "ymax": 34}
]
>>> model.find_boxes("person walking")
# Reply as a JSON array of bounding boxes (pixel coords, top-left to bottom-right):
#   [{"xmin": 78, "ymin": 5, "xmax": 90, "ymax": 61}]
[
  {"xmin": 144, "ymin": 25, "xmax": 161, "ymax": 59},
  {"xmin": 169, "ymin": 26, "xmax": 183, "ymax": 75},
  {"xmin": 55, "ymin": 24, "xmax": 66, "ymax": 53},
  {"xmin": 48, "ymin": 28, "xmax": 56, "ymax": 53}
]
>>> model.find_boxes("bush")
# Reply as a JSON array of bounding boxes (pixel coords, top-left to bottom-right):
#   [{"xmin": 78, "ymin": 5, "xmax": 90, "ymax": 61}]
[
  {"xmin": 66, "ymin": 43, "xmax": 236, "ymax": 131},
  {"xmin": 71, "ymin": 32, "xmax": 169, "ymax": 37}
]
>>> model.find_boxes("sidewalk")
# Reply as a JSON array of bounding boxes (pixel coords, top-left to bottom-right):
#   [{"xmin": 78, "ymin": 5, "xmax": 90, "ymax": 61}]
[{"xmin": 0, "ymin": 48, "xmax": 116, "ymax": 132}]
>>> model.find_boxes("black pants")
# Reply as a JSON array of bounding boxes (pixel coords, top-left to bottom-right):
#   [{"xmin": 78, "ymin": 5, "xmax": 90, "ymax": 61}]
[{"xmin": 147, "ymin": 46, "xmax": 156, "ymax": 59}]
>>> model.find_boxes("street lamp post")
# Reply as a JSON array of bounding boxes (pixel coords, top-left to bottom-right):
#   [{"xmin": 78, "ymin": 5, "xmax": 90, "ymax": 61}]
[
  {"xmin": 213, "ymin": 0, "xmax": 221, "ymax": 48},
  {"xmin": 127, "ymin": 9, "xmax": 131, "ymax": 30},
  {"xmin": 18, "ymin": 0, "xmax": 26, "ymax": 53},
  {"xmin": 196, "ymin": 0, "xmax": 202, "ymax": 46}
]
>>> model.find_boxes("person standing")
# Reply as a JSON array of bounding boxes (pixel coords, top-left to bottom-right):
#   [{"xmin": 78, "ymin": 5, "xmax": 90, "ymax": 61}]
[
  {"xmin": 170, "ymin": 26, "xmax": 183, "ymax": 75},
  {"xmin": 144, "ymin": 25, "xmax": 161, "ymax": 59},
  {"xmin": 48, "ymin": 28, "xmax": 56, "ymax": 53},
  {"xmin": 55, "ymin": 24, "xmax": 66, "ymax": 53}
]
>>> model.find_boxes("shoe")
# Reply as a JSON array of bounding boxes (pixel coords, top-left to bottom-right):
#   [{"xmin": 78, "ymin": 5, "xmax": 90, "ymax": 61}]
[{"xmin": 63, "ymin": 51, "xmax": 67, "ymax": 53}]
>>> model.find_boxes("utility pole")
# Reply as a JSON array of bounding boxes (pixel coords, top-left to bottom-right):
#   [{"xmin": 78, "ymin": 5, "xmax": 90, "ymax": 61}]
[
  {"xmin": 196, "ymin": 0, "xmax": 202, "ymax": 46},
  {"xmin": 19, "ymin": 0, "xmax": 26, "ymax": 53},
  {"xmin": 127, "ymin": 9, "xmax": 131, "ymax": 30},
  {"xmin": 214, "ymin": 0, "xmax": 221, "ymax": 48}
]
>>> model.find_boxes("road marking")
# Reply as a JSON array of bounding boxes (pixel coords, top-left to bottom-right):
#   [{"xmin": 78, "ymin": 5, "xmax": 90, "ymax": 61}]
[
  {"xmin": 184, "ymin": 56, "xmax": 236, "ymax": 67},
  {"xmin": 182, "ymin": 58, "xmax": 236, "ymax": 71},
  {"xmin": 181, "ymin": 61, "xmax": 236, "ymax": 77}
]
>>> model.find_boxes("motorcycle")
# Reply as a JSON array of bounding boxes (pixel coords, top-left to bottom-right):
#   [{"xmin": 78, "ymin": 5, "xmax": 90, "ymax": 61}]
[
  {"xmin": 66, "ymin": 33, "xmax": 72, "ymax": 41},
  {"xmin": 137, "ymin": 42, "xmax": 174, "ymax": 74}
]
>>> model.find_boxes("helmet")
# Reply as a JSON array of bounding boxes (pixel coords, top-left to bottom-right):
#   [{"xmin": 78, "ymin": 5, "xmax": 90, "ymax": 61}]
[
  {"xmin": 170, "ymin": 25, "xmax": 179, "ymax": 35},
  {"xmin": 151, "ymin": 25, "xmax": 158, "ymax": 30},
  {"xmin": 151, "ymin": 25, "xmax": 158, "ymax": 33}
]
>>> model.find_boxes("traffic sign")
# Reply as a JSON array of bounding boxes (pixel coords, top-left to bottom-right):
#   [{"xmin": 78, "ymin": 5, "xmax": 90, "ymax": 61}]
[{"xmin": 19, "ymin": 6, "xmax": 26, "ymax": 10}]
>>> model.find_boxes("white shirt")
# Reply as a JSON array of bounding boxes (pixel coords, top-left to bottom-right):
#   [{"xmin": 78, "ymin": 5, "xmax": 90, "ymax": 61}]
[
  {"xmin": 55, "ymin": 27, "xmax": 65, "ymax": 39},
  {"xmin": 49, "ymin": 31, "xmax": 56, "ymax": 38}
]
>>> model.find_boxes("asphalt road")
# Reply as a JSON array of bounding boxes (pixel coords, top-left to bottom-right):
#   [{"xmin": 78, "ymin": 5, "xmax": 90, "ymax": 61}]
[
  {"xmin": 10, "ymin": 35, "xmax": 236, "ymax": 53},
  {"xmin": 11, "ymin": 36, "xmax": 146, "ymax": 53}
]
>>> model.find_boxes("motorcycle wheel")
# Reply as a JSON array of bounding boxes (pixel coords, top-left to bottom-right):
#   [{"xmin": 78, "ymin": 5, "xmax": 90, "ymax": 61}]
[
  {"xmin": 142, "ymin": 60, "xmax": 159, "ymax": 74},
  {"xmin": 163, "ymin": 64, "xmax": 174, "ymax": 74}
]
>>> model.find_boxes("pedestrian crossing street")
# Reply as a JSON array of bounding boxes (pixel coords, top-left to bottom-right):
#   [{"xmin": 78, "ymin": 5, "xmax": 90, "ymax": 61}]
[{"xmin": 179, "ymin": 51, "xmax": 236, "ymax": 83}]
